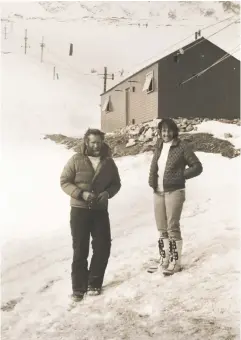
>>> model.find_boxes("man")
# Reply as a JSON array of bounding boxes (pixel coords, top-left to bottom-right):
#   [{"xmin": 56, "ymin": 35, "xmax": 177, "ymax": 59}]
[{"xmin": 60, "ymin": 128, "xmax": 121, "ymax": 301}]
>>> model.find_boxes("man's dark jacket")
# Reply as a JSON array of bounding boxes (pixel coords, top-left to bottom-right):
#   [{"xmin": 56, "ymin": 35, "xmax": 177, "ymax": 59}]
[{"xmin": 60, "ymin": 142, "xmax": 121, "ymax": 210}]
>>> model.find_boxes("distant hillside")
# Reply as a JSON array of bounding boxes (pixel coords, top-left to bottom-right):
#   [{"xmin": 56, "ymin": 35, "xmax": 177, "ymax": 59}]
[{"xmin": 1, "ymin": 1, "xmax": 240, "ymax": 23}]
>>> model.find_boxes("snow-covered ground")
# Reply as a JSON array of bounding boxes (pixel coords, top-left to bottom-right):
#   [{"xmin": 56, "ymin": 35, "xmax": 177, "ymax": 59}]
[
  {"xmin": 1, "ymin": 2, "xmax": 240, "ymax": 340},
  {"xmin": 2, "ymin": 150, "xmax": 240, "ymax": 340},
  {"xmin": 191, "ymin": 120, "xmax": 241, "ymax": 148}
]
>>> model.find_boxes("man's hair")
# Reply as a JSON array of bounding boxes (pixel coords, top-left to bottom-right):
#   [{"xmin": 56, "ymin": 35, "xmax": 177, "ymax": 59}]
[
  {"xmin": 84, "ymin": 128, "xmax": 105, "ymax": 143},
  {"xmin": 157, "ymin": 118, "xmax": 179, "ymax": 138}
]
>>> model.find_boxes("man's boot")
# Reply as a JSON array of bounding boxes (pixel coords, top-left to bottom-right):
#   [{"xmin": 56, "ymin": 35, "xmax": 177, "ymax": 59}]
[
  {"xmin": 158, "ymin": 238, "xmax": 170, "ymax": 270},
  {"xmin": 163, "ymin": 239, "xmax": 183, "ymax": 276}
]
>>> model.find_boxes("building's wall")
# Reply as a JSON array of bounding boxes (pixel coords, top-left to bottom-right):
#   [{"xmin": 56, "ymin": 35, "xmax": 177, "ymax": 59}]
[
  {"xmin": 158, "ymin": 40, "xmax": 240, "ymax": 120},
  {"xmin": 101, "ymin": 63, "xmax": 159, "ymax": 132}
]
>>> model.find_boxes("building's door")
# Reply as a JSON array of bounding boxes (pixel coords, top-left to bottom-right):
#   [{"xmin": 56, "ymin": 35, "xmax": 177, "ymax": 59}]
[{"xmin": 125, "ymin": 88, "xmax": 130, "ymax": 126}]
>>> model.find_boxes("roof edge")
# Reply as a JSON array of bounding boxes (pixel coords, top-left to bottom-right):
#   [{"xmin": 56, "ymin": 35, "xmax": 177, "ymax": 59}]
[{"xmin": 100, "ymin": 37, "xmax": 205, "ymax": 96}]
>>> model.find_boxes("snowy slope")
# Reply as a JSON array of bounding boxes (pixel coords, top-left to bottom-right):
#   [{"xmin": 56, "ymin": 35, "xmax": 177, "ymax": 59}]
[
  {"xmin": 1, "ymin": 1, "xmax": 240, "ymax": 90},
  {"xmin": 1, "ymin": 1, "xmax": 239, "ymax": 144},
  {"xmin": 2, "ymin": 1, "xmax": 239, "ymax": 21},
  {"xmin": 1, "ymin": 2, "xmax": 240, "ymax": 340},
  {"xmin": 1, "ymin": 150, "xmax": 240, "ymax": 340}
]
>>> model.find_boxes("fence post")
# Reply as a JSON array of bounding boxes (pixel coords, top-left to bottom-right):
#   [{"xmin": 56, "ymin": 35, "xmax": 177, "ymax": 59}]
[{"xmin": 40, "ymin": 36, "xmax": 45, "ymax": 62}]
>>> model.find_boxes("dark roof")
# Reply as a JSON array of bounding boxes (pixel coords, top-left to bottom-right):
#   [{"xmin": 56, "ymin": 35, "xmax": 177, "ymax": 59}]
[
  {"xmin": 100, "ymin": 37, "xmax": 239, "ymax": 96},
  {"xmin": 100, "ymin": 37, "xmax": 205, "ymax": 96}
]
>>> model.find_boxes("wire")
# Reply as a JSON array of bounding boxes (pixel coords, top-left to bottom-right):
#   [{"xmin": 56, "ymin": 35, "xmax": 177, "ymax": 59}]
[
  {"xmin": 180, "ymin": 44, "xmax": 240, "ymax": 85},
  {"xmin": 200, "ymin": 14, "xmax": 236, "ymax": 32},
  {"xmin": 126, "ymin": 14, "xmax": 238, "ymax": 74},
  {"xmin": 183, "ymin": 19, "xmax": 240, "ymax": 52}
]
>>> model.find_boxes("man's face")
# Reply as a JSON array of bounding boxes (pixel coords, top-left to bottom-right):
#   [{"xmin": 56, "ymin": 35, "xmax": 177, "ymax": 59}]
[
  {"xmin": 161, "ymin": 125, "xmax": 174, "ymax": 143},
  {"xmin": 86, "ymin": 134, "xmax": 103, "ymax": 156}
]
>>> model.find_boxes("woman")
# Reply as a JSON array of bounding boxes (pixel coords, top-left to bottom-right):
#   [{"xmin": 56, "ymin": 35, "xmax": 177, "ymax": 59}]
[{"xmin": 148, "ymin": 118, "xmax": 203, "ymax": 276}]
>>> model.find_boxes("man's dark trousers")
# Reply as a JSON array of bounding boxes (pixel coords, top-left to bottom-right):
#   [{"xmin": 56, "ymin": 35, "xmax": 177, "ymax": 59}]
[{"xmin": 70, "ymin": 207, "xmax": 111, "ymax": 293}]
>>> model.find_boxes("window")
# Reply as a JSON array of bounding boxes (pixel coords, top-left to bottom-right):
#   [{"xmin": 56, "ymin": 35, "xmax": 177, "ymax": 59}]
[
  {"xmin": 142, "ymin": 71, "xmax": 154, "ymax": 93},
  {"xmin": 102, "ymin": 96, "xmax": 112, "ymax": 113}
]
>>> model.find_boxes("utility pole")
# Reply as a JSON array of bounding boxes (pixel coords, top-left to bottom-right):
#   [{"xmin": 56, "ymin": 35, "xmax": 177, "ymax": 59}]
[
  {"xmin": 69, "ymin": 43, "xmax": 73, "ymax": 56},
  {"xmin": 103, "ymin": 67, "xmax": 107, "ymax": 93},
  {"xmin": 24, "ymin": 29, "xmax": 28, "ymax": 54},
  {"xmin": 22, "ymin": 29, "xmax": 30, "ymax": 54},
  {"xmin": 4, "ymin": 24, "xmax": 7, "ymax": 39},
  {"xmin": 40, "ymin": 36, "xmax": 45, "ymax": 62},
  {"xmin": 98, "ymin": 67, "xmax": 114, "ymax": 93}
]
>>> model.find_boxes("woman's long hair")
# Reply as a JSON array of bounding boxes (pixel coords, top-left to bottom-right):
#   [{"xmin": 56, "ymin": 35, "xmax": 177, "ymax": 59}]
[{"xmin": 157, "ymin": 118, "xmax": 179, "ymax": 139}]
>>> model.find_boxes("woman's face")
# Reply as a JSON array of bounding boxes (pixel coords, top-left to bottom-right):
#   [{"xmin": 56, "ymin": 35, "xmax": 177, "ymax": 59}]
[{"xmin": 161, "ymin": 125, "xmax": 174, "ymax": 142}]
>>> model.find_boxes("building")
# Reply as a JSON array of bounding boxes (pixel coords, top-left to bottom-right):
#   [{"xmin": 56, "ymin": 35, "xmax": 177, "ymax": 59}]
[{"xmin": 100, "ymin": 37, "xmax": 240, "ymax": 132}]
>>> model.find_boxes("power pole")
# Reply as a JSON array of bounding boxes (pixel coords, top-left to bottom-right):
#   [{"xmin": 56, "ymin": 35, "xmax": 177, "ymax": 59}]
[
  {"xmin": 103, "ymin": 67, "xmax": 107, "ymax": 93},
  {"xmin": 22, "ymin": 29, "xmax": 30, "ymax": 54},
  {"xmin": 24, "ymin": 29, "xmax": 28, "ymax": 54},
  {"xmin": 98, "ymin": 67, "xmax": 114, "ymax": 93},
  {"xmin": 40, "ymin": 36, "xmax": 45, "ymax": 62},
  {"xmin": 69, "ymin": 43, "xmax": 73, "ymax": 56},
  {"xmin": 4, "ymin": 24, "xmax": 7, "ymax": 39}
]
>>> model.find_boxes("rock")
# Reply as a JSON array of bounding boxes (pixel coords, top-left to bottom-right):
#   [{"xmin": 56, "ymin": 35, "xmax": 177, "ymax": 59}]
[
  {"xmin": 147, "ymin": 119, "xmax": 161, "ymax": 128},
  {"xmin": 115, "ymin": 139, "xmax": 122, "ymax": 144},
  {"xmin": 139, "ymin": 126, "xmax": 145, "ymax": 135},
  {"xmin": 45, "ymin": 117, "xmax": 239, "ymax": 160},
  {"xmin": 147, "ymin": 140, "xmax": 157, "ymax": 147},
  {"xmin": 143, "ymin": 124, "xmax": 150, "ymax": 132},
  {"xmin": 193, "ymin": 119, "xmax": 201, "ymax": 125},
  {"xmin": 129, "ymin": 127, "xmax": 142, "ymax": 136},
  {"xmin": 234, "ymin": 149, "xmax": 241, "ymax": 156},
  {"xmin": 113, "ymin": 146, "xmax": 118, "ymax": 154},
  {"xmin": 106, "ymin": 132, "xmax": 115, "ymax": 137},
  {"xmin": 224, "ymin": 133, "xmax": 233, "ymax": 138},
  {"xmin": 126, "ymin": 139, "xmax": 136, "ymax": 148},
  {"xmin": 138, "ymin": 135, "xmax": 146, "ymax": 142},
  {"xmin": 141, "ymin": 144, "xmax": 154, "ymax": 153},
  {"xmin": 139, "ymin": 134, "xmax": 154, "ymax": 143},
  {"xmin": 186, "ymin": 125, "xmax": 194, "ymax": 132},
  {"xmin": 144, "ymin": 128, "xmax": 154, "ymax": 140}
]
